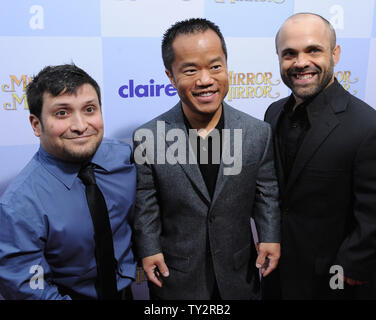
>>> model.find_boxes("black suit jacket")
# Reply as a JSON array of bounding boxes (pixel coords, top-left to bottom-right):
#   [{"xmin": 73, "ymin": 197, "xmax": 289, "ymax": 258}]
[{"xmin": 264, "ymin": 80, "xmax": 376, "ymax": 298}]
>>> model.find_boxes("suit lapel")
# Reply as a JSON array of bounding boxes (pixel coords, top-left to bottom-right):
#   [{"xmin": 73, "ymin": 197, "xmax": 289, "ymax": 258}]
[
  {"xmin": 284, "ymin": 93, "xmax": 340, "ymax": 195},
  {"xmin": 210, "ymin": 103, "xmax": 239, "ymax": 208},
  {"xmin": 268, "ymin": 103, "xmax": 287, "ymax": 194},
  {"xmin": 163, "ymin": 103, "xmax": 211, "ymax": 205}
]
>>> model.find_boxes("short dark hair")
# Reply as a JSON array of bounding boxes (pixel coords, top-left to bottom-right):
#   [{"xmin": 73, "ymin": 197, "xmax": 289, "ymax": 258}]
[
  {"xmin": 162, "ymin": 18, "xmax": 227, "ymax": 75},
  {"xmin": 27, "ymin": 63, "xmax": 101, "ymax": 120}
]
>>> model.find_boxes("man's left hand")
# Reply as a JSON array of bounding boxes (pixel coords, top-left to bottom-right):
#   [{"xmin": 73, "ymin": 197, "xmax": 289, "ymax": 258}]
[{"xmin": 255, "ymin": 242, "xmax": 281, "ymax": 277}]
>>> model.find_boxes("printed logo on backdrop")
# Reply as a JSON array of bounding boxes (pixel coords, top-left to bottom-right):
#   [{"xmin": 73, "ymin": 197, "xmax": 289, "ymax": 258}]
[
  {"xmin": 335, "ymin": 70, "xmax": 359, "ymax": 95},
  {"xmin": 29, "ymin": 5, "xmax": 44, "ymax": 30},
  {"xmin": 227, "ymin": 71, "xmax": 281, "ymax": 102},
  {"xmin": 329, "ymin": 5, "xmax": 344, "ymax": 30},
  {"xmin": 1, "ymin": 75, "xmax": 32, "ymax": 111},
  {"xmin": 118, "ymin": 79, "xmax": 177, "ymax": 99},
  {"xmin": 214, "ymin": 0, "xmax": 285, "ymax": 4}
]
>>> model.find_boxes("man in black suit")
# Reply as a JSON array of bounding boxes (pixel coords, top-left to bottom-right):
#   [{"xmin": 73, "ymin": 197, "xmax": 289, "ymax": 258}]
[{"xmin": 263, "ymin": 13, "xmax": 376, "ymax": 299}]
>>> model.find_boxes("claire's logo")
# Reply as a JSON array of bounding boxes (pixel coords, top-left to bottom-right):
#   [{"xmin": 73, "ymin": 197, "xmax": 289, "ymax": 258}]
[{"xmin": 118, "ymin": 79, "xmax": 177, "ymax": 98}]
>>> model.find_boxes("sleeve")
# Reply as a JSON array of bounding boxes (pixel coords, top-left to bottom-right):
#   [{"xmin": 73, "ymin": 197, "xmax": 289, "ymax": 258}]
[
  {"xmin": 252, "ymin": 124, "xmax": 281, "ymax": 243},
  {"xmin": 336, "ymin": 127, "xmax": 376, "ymax": 281},
  {"xmin": 132, "ymin": 130, "xmax": 163, "ymax": 259},
  {"xmin": 0, "ymin": 203, "xmax": 70, "ymax": 300}
]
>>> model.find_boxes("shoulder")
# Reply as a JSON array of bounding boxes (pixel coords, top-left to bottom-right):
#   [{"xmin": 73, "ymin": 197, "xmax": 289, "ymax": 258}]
[
  {"xmin": 0, "ymin": 153, "xmax": 43, "ymax": 207},
  {"xmin": 224, "ymin": 103, "xmax": 271, "ymax": 133},
  {"xmin": 96, "ymin": 137, "xmax": 133, "ymax": 164},
  {"xmin": 0, "ymin": 153, "xmax": 48, "ymax": 230},
  {"xmin": 100, "ymin": 137, "xmax": 132, "ymax": 152},
  {"xmin": 347, "ymin": 95, "xmax": 376, "ymax": 121},
  {"xmin": 264, "ymin": 96, "xmax": 289, "ymax": 121},
  {"xmin": 133, "ymin": 104, "xmax": 180, "ymax": 133}
]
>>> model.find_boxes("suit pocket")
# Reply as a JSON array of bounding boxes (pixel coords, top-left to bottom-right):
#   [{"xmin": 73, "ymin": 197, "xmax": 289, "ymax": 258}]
[{"xmin": 163, "ymin": 251, "xmax": 190, "ymax": 273}]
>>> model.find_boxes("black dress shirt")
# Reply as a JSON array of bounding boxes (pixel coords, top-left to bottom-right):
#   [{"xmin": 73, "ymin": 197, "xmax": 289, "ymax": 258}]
[
  {"xmin": 277, "ymin": 96, "xmax": 311, "ymax": 179},
  {"xmin": 183, "ymin": 109, "xmax": 224, "ymax": 199}
]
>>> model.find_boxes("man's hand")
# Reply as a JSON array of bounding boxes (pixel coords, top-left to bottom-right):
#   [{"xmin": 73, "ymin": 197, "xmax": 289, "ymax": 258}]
[
  {"xmin": 142, "ymin": 253, "xmax": 170, "ymax": 288},
  {"xmin": 255, "ymin": 242, "xmax": 280, "ymax": 277}
]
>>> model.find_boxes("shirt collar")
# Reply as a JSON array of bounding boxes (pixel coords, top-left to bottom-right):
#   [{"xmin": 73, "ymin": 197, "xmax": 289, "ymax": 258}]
[
  {"xmin": 283, "ymin": 79, "xmax": 339, "ymax": 122},
  {"xmin": 182, "ymin": 105, "xmax": 225, "ymax": 132},
  {"xmin": 38, "ymin": 141, "xmax": 108, "ymax": 190}
]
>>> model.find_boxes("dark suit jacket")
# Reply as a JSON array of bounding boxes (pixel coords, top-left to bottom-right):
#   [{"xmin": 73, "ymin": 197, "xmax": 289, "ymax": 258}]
[
  {"xmin": 133, "ymin": 102, "xmax": 280, "ymax": 300},
  {"xmin": 264, "ymin": 80, "xmax": 376, "ymax": 298}
]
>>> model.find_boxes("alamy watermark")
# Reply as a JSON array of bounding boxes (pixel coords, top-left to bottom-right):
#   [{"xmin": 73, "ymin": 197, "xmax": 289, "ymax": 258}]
[
  {"xmin": 29, "ymin": 265, "xmax": 44, "ymax": 290},
  {"xmin": 329, "ymin": 265, "xmax": 344, "ymax": 290},
  {"xmin": 133, "ymin": 121, "xmax": 243, "ymax": 175}
]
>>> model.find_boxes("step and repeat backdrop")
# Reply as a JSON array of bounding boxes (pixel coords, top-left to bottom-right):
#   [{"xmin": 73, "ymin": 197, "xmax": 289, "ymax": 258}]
[{"xmin": 0, "ymin": 0, "xmax": 375, "ymax": 299}]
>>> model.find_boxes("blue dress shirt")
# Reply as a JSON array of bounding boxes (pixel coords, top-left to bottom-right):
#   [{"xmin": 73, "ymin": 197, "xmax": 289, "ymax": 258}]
[{"xmin": 0, "ymin": 138, "xmax": 137, "ymax": 300}]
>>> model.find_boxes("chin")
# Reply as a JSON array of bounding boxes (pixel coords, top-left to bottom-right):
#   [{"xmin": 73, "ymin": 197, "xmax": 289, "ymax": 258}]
[
  {"xmin": 62, "ymin": 143, "xmax": 101, "ymax": 163},
  {"xmin": 197, "ymin": 104, "xmax": 222, "ymax": 115}
]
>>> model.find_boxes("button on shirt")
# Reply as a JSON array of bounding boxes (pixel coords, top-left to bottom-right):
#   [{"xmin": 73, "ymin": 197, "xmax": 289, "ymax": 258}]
[
  {"xmin": 0, "ymin": 138, "xmax": 137, "ymax": 300},
  {"xmin": 277, "ymin": 97, "xmax": 311, "ymax": 179}
]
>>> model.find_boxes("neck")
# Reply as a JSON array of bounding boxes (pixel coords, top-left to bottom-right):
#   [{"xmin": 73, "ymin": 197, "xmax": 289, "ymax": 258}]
[
  {"xmin": 182, "ymin": 104, "xmax": 223, "ymax": 138},
  {"xmin": 293, "ymin": 76, "xmax": 336, "ymax": 110}
]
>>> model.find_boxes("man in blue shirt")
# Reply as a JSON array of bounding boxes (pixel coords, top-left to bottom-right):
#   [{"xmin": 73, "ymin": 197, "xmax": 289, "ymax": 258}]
[{"xmin": 0, "ymin": 64, "xmax": 137, "ymax": 300}]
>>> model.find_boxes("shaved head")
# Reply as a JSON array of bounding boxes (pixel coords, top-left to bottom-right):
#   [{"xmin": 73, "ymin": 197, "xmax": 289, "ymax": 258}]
[
  {"xmin": 276, "ymin": 13, "xmax": 337, "ymax": 53},
  {"xmin": 274, "ymin": 12, "xmax": 341, "ymax": 104}
]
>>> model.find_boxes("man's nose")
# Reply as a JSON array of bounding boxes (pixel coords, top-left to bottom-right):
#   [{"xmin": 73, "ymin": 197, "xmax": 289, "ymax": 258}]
[
  {"xmin": 294, "ymin": 53, "xmax": 309, "ymax": 69},
  {"xmin": 196, "ymin": 69, "xmax": 214, "ymax": 87},
  {"xmin": 70, "ymin": 114, "xmax": 88, "ymax": 133}
]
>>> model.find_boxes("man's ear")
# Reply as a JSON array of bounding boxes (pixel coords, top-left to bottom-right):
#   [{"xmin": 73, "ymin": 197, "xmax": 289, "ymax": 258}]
[
  {"xmin": 165, "ymin": 69, "xmax": 176, "ymax": 88},
  {"xmin": 333, "ymin": 44, "xmax": 341, "ymax": 66},
  {"xmin": 29, "ymin": 114, "xmax": 42, "ymax": 137}
]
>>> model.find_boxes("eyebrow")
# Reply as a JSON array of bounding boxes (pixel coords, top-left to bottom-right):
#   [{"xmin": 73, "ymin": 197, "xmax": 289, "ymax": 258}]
[
  {"xmin": 280, "ymin": 44, "xmax": 325, "ymax": 54},
  {"xmin": 306, "ymin": 44, "xmax": 325, "ymax": 51},
  {"xmin": 50, "ymin": 99, "xmax": 98, "ymax": 109},
  {"xmin": 180, "ymin": 56, "xmax": 224, "ymax": 69},
  {"xmin": 181, "ymin": 62, "xmax": 197, "ymax": 69}
]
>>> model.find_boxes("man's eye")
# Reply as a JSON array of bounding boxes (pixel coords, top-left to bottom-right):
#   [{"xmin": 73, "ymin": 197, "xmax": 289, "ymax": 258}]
[
  {"xmin": 283, "ymin": 51, "xmax": 294, "ymax": 57},
  {"xmin": 56, "ymin": 110, "xmax": 67, "ymax": 116},
  {"xmin": 86, "ymin": 106, "xmax": 95, "ymax": 112},
  {"xmin": 211, "ymin": 65, "xmax": 221, "ymax": 70},
  {"xmin": 184, "ymin": 69, "xmax": 196, "ymax": 75}
]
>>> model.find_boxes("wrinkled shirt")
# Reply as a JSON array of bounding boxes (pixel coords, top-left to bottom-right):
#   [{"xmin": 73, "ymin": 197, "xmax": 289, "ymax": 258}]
[{"xmin": 0, "ymin": 138, "xmax": 137, "ymax": 300}]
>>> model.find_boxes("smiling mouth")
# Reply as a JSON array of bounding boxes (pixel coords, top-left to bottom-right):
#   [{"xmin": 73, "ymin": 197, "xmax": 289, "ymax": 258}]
[
  {"xmin": 293, "ymin": 72, "xmax": 317, "ymax": 80},
  {"xmin": 65, "ymin": 135, "xmax": 94, "ymax": 140},
  {"xmin": 193, "ymin": 90, "xmax": 217, "ymax": 97}
]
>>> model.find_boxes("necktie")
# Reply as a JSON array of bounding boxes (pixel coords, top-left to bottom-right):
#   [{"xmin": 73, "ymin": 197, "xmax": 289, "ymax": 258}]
[{"xmin": 78, "ymin": 163, "xmax": 119, "ymax": 300}]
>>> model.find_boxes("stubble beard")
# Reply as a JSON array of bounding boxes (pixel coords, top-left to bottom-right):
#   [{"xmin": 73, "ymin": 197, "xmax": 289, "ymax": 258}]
[{"xmin": 282, "ymin": 60, "xmax": 335, "ymax": 102}]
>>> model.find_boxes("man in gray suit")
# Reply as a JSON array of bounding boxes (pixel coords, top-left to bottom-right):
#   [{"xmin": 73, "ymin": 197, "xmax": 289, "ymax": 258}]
[{"xmin": 132, "ymin": 18, "xmax": 281, "ymax": 300}]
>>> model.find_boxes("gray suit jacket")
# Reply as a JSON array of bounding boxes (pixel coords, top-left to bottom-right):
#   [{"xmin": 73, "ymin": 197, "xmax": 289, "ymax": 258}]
[{"xmin": 133, "ymin": 102, "xmax": 280, "ymax": 300}]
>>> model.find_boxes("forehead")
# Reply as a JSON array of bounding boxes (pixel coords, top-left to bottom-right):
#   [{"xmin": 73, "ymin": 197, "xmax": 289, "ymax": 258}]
[
  {"xmin": 171, "ymin": 29, "xmax": 225, "ymax": 60},
  {"xmin": 42, "ymin": 83, "xmax": 99, "ymax": 107},
  {"xmin": 277, "ymin": 16, "xmax": 331, "ymax": 50}
]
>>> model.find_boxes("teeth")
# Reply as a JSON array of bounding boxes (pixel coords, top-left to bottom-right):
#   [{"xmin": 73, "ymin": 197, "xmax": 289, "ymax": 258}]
[
  {"xmin": 296, "ymin": 74, "xmax": 313, "ymax": 80},
  {"xmin": 197, "ymin": 92, "xmax": 213, "ymax": 97}
]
